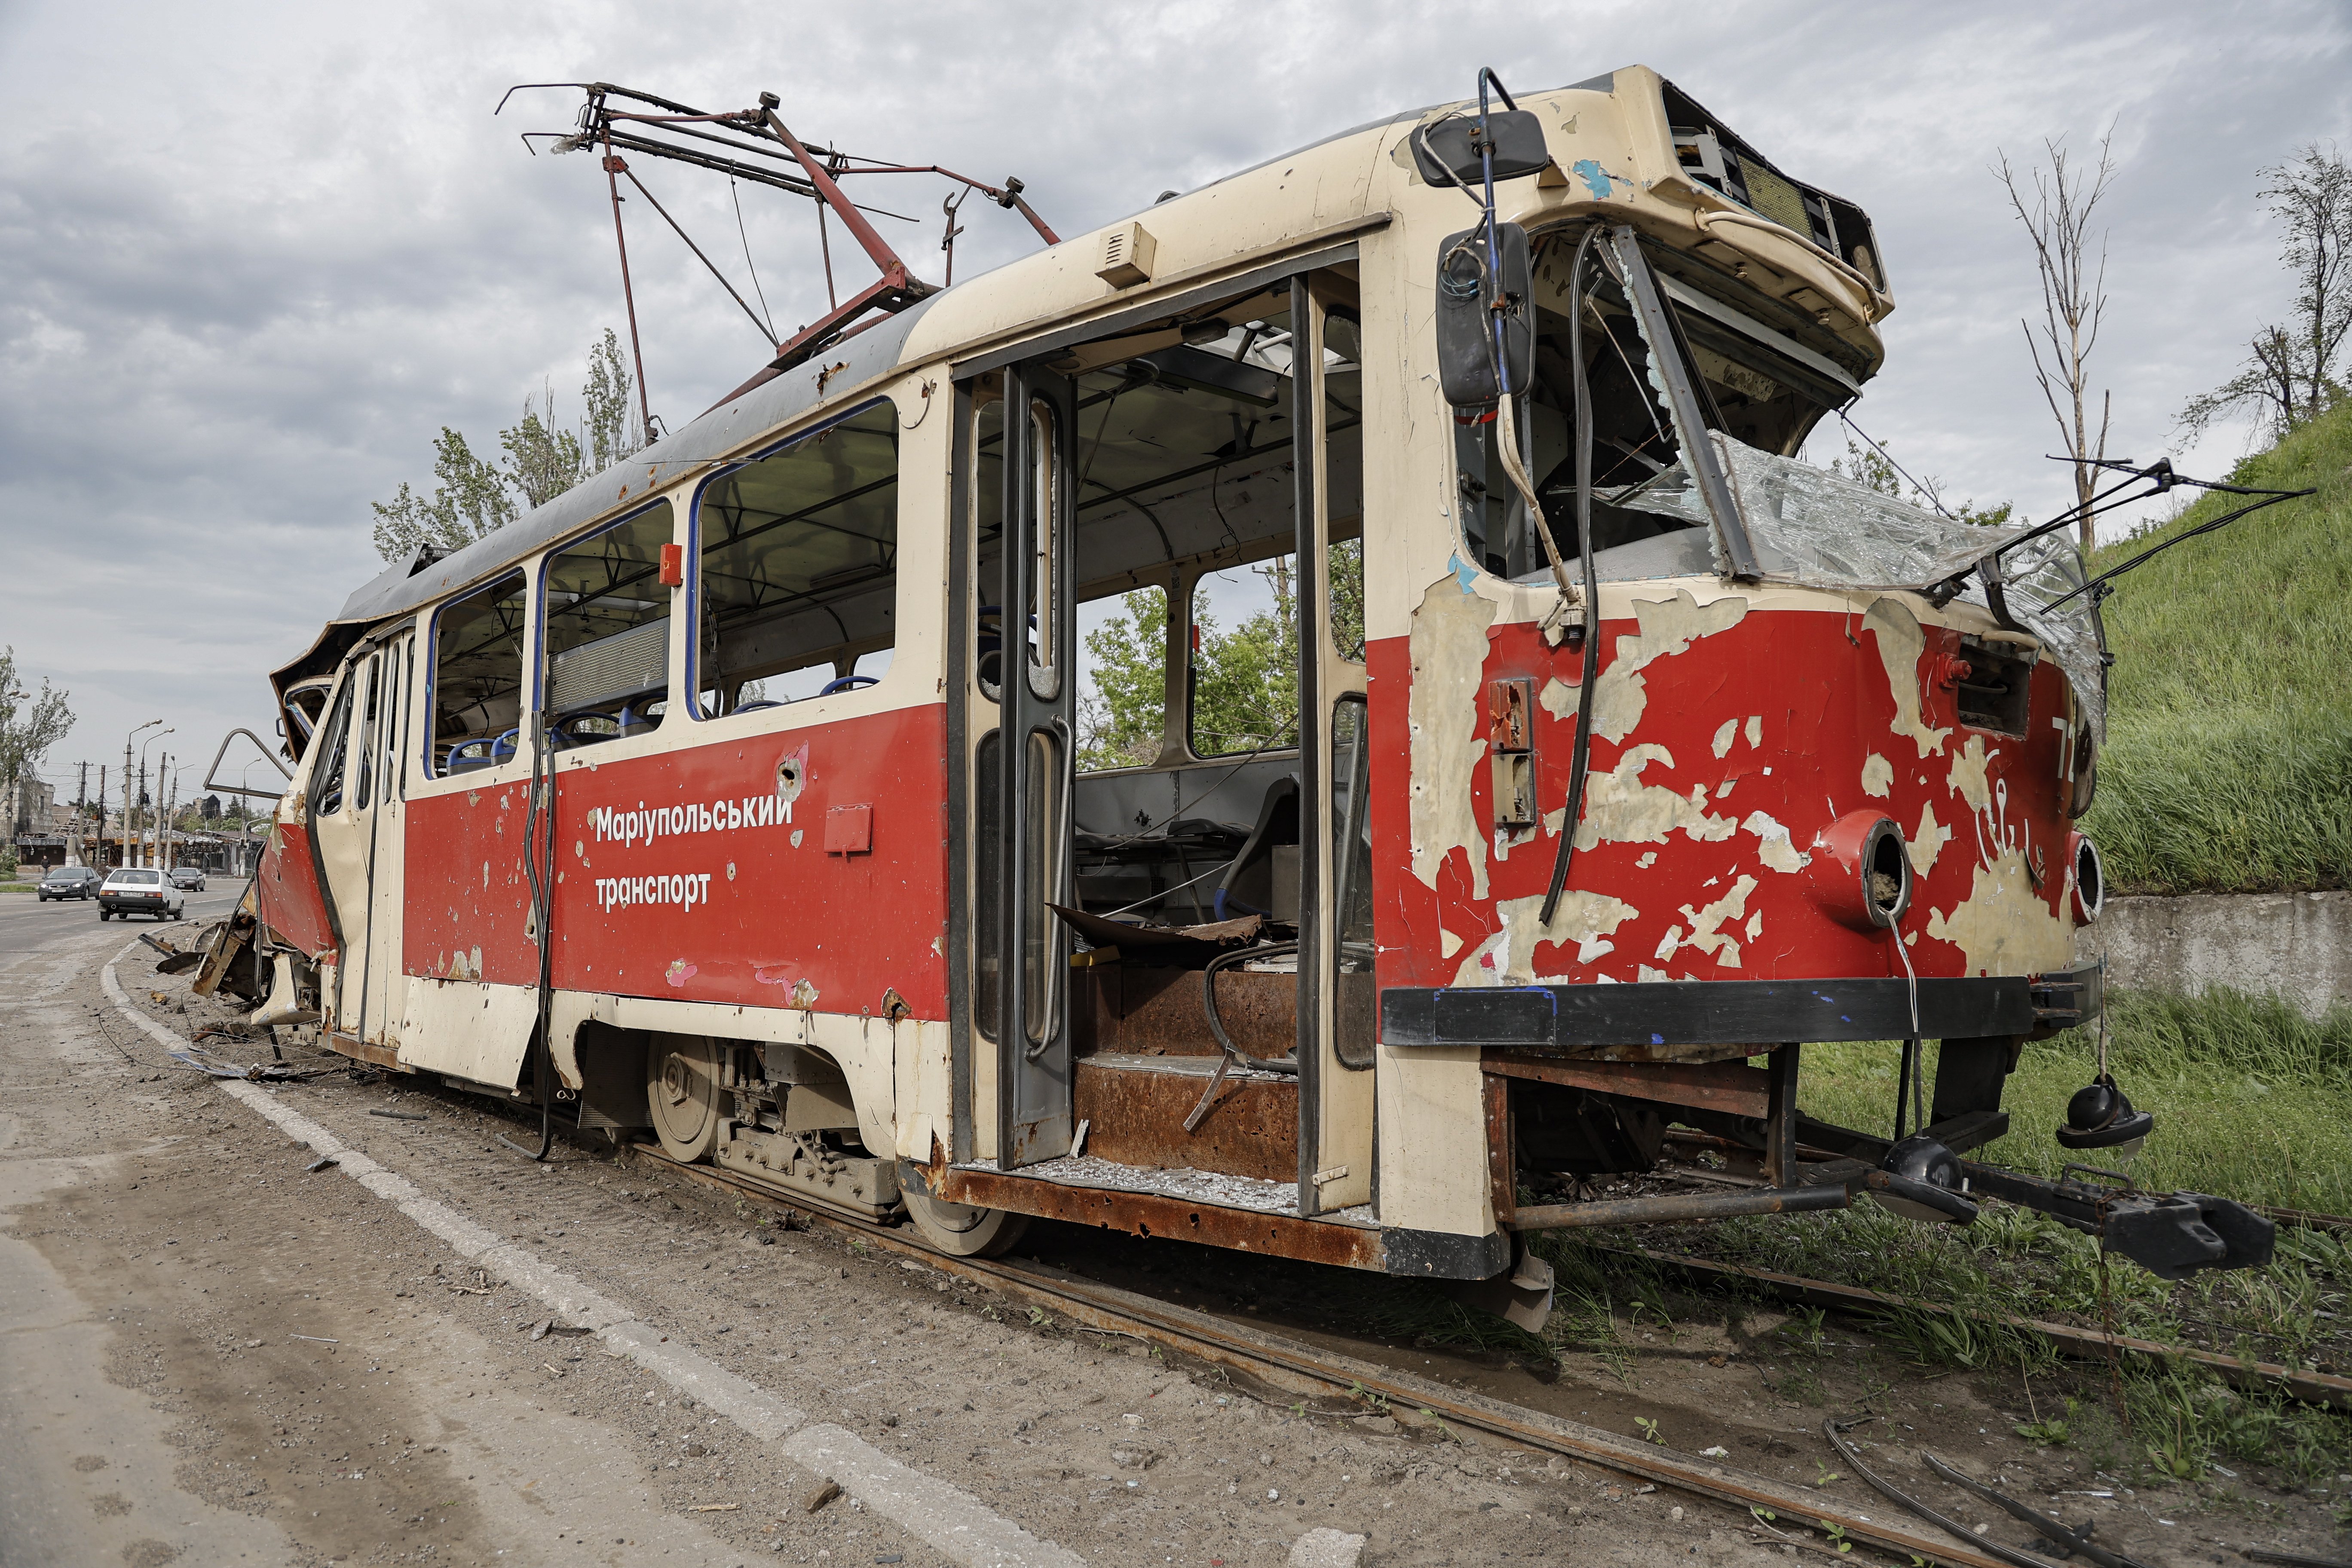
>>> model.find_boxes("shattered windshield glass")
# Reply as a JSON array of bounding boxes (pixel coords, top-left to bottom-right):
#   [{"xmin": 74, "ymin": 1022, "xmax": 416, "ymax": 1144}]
[{"xmin": 1617, "ymin": 433, "xmax": 2107, "ymax": 738}]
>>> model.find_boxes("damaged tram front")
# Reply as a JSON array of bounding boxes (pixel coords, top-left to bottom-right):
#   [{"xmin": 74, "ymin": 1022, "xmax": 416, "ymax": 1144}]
[{"xmin": 222, "ymin": 64, "xmax": 2271, "ymax": 1306}]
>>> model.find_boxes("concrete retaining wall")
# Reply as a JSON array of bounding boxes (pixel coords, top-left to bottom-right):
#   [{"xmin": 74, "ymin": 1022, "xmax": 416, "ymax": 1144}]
[{"xmin": 2079, "ymin": 890, "xmax": 2352, "ymax": 1016}]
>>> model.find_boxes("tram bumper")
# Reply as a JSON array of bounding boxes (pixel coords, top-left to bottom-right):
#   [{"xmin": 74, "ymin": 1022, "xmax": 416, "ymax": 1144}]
[{"xmin": 1379, "ymin": 964, "xmax": 2104, "ymax": 1052}]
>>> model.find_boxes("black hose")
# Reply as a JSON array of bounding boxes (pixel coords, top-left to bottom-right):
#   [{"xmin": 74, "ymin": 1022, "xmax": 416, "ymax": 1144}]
[
  {"xmin": 503, "ymin": 709, "xmax": 557, "ymax": 1163},
  {"xmin": 1201, "ymin": 942, "xmax": 1300, "ymax": 1075},
  {"xmin": 1539, "ymin": 228, "xmax": 1605, "ymax": 928}
]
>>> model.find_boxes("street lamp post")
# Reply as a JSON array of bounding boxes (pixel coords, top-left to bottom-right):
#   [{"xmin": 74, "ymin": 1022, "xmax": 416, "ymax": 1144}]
[
  {"xmin": 137, "ymin": 728, "xmax": 172, "ymax": 869},
  {"xmin": 123, "ymin": 720, "xmax": 160, "ymax": 870}
]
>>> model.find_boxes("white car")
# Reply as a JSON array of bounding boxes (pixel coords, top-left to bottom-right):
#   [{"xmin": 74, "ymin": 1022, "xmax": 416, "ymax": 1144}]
[{"xmin": 98, "ymin": 868, "xmax": 185, "ymax": 921}]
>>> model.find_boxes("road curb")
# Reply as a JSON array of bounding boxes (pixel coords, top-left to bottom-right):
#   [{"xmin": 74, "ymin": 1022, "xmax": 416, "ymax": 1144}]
[{"xmin": 100, "ymin": 940, "xmax": 1089, "ymax": 1568}]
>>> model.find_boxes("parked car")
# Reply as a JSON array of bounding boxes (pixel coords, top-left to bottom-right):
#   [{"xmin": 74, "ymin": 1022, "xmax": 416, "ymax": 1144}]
[
  {"xmin": 167, "ymin": 866, "xmax": 206, "ymax": 891},
  {"xmin": 37, "ymin": 866, "xmax": 102, "ymax": 901},
  {"xmin": 98, "ymin": 868, "xmax": 184, "ymax": 921}
]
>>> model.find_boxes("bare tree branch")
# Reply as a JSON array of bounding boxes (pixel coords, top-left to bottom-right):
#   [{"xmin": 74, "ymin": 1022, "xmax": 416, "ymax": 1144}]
[
  {"xmin": 1997, "ymin": 125, "xmax": 2119, "ymax": 557},
  {"xmin": 2177, "ymin": 144, "xmax": 2352, "ymax": 444}
]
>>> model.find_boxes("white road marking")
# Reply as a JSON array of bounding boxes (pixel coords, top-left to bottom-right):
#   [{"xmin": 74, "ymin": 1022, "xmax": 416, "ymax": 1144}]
[
  {"xmin": 783, "ymin": 1423, "xmax": 1087, "ymax": 1568},
  {"xmin": 102, "ymin": 941, "xmax": 1087, "ymax": 1568}
]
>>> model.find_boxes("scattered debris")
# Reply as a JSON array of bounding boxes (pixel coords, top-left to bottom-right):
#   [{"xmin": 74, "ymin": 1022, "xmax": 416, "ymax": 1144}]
[
  {"xmin": 289, "ymin": 1335, "xmax": 339, "ymax": 1345},
  {"xmin": 689, "ymin": 1503, "xmax": 739, "ymax": 1513},
  {"xmin": 1923, "ymin": 1452, "xmax": 2154, "ymax": 1568},
  {"xmin": 527, "ymin": 1317, "xmax": 556, "ymax": 1341},
  {"xmin": 368, "ymin": 1107, "xmax": 429, "ymax": 1121},
  {"xmin": 304, "ymin": 1156, "xmax": 339, "ymax": 1173},
  {"xmin": 801, "ymin": 1479, "xmax": 842, "ymax": 1514}
]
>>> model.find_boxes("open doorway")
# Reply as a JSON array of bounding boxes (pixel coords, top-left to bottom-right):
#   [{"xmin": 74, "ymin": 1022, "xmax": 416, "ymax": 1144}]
[{"xmin": 962, "ymin": 272, "xmax": 1372, "ymax": 1211}]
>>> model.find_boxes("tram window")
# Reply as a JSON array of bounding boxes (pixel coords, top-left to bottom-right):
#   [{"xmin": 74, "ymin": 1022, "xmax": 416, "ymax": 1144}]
[
  {"xmin": 312, "ymin": 674, "xmax": 356, "ymax": 815},
  {"xmin": 544, "ymin": 501, "xmax": 674, "ymax": 750},
  {"xmin": 1459, "ymin": 247, "xmax": 1844, "ymax": 585},
  {"xmin": 430, "ymin": 571, "xmax": 529, "ymax": 778},
  {"xmin": 695, "ymin": 402, "xmax": 898, "ymax": 718},
  {"xmin": 1190, "ymin": 555, "xmax": 1301, "ymax": 758},
  {"xmin": 1075, "ymin": 584, "xmax": 1168, "ymax": 771}
]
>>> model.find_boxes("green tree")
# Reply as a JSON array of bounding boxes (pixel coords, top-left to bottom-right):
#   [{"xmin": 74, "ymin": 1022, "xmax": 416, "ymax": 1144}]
[
  {"xmin": 0, "ymin": 647, "xmax": 74, "ymax": 876},
  {"xmin": 502, "ymin": 383, "xmax": 588, "ymax": 509},
  {"xmin": 1191, "ymin": 557, "xmax": 1303, "ymax": 757},
  {"xmin": 582, "ymin": 327, "xmax": 647, "ymax": 474},
  {"xmin": 1830, "ymin": 437, "xmax": 2012, "ymax": 527},
  {"xmin": 371, "ymin": 331, "xmax": 646, "ymax": 561},
  {"xmin": 1078, "ymin": 588, "xmax": 1169, "ymax": 771},
  {"xmin": 370, "ymin": 426, "xmax": 517, "ymax": 559},
  {"xmin": 2179, "ymin": 145, "xmax": 2351, "ymax": 441},
  {"xmin": 1077, "ymin": 549, "xmax": 1366, "ymax": 770}
]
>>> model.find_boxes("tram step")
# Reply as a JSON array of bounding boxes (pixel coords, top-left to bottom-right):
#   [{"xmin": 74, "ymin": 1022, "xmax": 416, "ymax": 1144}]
[
  {"xmin": 1073, "ymin": 1053, "xmax": 1297, "ymax": 1185},
  {"xmin": 1073, "ymin": 965, "xmax": 1294, "ymax": 1060}
]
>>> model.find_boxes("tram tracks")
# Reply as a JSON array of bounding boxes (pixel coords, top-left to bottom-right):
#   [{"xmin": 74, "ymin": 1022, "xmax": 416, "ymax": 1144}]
[
  {"xmin": 236, "ymin": 1040, "xmax": 2350, "ymax": 1566},
  {"xmin": 620, "ymin": 1142, "xmax": 2021, "ymax": 1568}
]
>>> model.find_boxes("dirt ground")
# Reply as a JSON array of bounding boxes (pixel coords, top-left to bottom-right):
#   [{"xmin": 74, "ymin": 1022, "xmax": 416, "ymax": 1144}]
[{"xmin": 1, "ymin": 910, "xmax": 2341, "ymax": 1567}]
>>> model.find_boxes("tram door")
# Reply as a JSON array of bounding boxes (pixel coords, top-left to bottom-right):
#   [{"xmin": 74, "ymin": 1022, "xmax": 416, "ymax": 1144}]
[
  {"xmin": 978, "ymin": 363, "xmax": 1079, "ymax": 1169},
  {"xmin": 353, "ymin": 633, "xmax": 413, "ymax": 1056},
  {"xmin": 306, "ymin": 633, "xmax": 413, "ymax": 1056},
  {"xmin": 1295, "ymin": 279, "xmax": 1377, "ymax": 1216}
]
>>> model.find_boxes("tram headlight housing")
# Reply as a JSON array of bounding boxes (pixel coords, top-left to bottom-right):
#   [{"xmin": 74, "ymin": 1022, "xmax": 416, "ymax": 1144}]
[
  {"xmin": 2068, "ymin": 831, "xmax": 2104, "ymax": 925},
  {"xmin": 1808, "ymin": 811, "xmax": 1912, "ymax": 931}
]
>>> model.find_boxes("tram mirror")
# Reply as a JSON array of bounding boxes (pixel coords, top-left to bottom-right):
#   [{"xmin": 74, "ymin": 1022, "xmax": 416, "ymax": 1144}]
[
  {"xmin": 1410, "ymin": 111, "xmax": 1550, "ymax": 188},
  {"xmin": 1436, "ymin": 222, "xmax": 1533, "ymax": 409}
]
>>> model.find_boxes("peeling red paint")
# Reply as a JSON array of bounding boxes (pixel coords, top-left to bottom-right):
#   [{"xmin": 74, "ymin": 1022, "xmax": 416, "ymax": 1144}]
[{"xmin": 1369, "ymin": 600, "xmax": 2073, "ymax": 994}]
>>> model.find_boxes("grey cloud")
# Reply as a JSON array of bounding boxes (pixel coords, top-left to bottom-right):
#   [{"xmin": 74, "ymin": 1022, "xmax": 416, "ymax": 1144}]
[{"xmin": 2, "ymin": 0, "xmax": 2346, "ymax": 784}]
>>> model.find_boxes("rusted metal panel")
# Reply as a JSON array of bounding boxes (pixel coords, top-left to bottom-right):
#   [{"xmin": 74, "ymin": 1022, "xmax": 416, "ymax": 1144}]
[
  {"xmin": 255, "ymin": 821, "xmax": 337, "ymax": 963},
  {"xmin": 1073, "ymin": 1057, "xmax": 1296, "ymax": 1183},
  {"xmin": 1482, "ymin": 1070, "xmax": 1515, "ymax": 1224},
  {"xmin": 1077, "ymin": 965, "xmax": 1293, "ymax": 1059},
  {"xmin": 1507, "ymin": 1183, "xmax": 1847, "ymax": 1231},
  {"xmin": 934, "ymin": 1165, "xmax": 1383, "ymax": 1270},
  {"xmin": 1484, "ymin": 1051, "xmax": 1771, "ymax": 1118},
  {"xmin": 326, "ymin": 1029, "xmax": 402, "ymax": 1069}
]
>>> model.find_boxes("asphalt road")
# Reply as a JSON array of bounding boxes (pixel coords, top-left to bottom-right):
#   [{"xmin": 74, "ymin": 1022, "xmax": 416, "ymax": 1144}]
[{"xmin": 0, "ymin": 881, "xmax": 246, "ymax": 958}]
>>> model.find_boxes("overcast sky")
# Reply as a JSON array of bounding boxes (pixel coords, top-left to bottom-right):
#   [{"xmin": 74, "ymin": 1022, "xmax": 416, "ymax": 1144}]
[{"xmin": 3, "ymin": 0, "xmax": 2346, "ymax": 807}]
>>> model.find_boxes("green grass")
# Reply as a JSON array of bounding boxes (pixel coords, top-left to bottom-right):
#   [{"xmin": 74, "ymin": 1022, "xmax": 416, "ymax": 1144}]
[{"xmin": 2082, "ymin": 401, "xmax": 2352, "ymax": 894}]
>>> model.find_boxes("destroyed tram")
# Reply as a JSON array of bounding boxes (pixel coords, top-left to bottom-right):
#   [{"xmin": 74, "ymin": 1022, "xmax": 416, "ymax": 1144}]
[{"xmin": 222, "ymin": 65, "xmax": 2271, "ymax": 1301}]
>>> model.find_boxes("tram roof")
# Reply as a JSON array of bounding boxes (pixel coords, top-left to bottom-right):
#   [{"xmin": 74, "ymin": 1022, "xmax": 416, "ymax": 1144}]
[{"xmin": 327, "ymin": 72, "xmax": 1647, "ymax": 640}]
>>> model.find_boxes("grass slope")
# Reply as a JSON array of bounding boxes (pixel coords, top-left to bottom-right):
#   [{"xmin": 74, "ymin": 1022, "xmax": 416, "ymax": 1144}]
[{"xmin": 2082, "ymin": 403, "xmax": 2352, "ymax": 894}]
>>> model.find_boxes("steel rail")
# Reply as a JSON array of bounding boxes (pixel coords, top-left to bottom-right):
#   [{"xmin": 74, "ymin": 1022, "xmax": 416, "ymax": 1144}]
[
  {"xmin": 1601, "ymin": 1243, "xmax": 2352, "ymax": 1410},
  {"xmin": 618, "ymin": 1142, "xmax": 2012, "ymax": 1568}
]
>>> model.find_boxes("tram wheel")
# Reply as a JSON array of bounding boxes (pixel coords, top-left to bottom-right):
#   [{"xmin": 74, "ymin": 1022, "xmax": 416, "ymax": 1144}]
[
  {"xmin": 645, "ymin": 1035, "xmax": 724, "ymax": 1163},
  {"xmin": 903, "ymin": 1188, "xmax": 1031, "ymax": 1258}
]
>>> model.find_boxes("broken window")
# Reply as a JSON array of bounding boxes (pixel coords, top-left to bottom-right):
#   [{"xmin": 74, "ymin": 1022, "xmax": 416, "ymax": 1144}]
[
  {"xmin": 693, "ymin": 401, "xmax": 898, "ymax": 717},
  {"xmin": 543, "ymin": 501, "xmax": 674, "ymax": 749},
  {"xmin": 1456, "ymin": 233, "xmax": 1856, "ymax": 586},
  {"xmin": 429, "ymin": 571, "xmax": 529, "ymax": 777},
  {"xmin": 1609, "ymin": 432, "xmax": 2108, "ymax": 738}
]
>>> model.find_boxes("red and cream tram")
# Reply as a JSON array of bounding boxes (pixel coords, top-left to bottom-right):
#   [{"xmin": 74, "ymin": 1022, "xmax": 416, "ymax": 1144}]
[{"xmin": 232, "ymin": 65, "xmax": 2267, "ymax": 1301}]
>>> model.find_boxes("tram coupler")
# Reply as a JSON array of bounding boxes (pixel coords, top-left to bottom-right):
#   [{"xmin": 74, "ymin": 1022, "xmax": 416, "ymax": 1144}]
[{"xmin": 1957, "ymin": 1162, "xmax": 2276, "ymax": 1279}]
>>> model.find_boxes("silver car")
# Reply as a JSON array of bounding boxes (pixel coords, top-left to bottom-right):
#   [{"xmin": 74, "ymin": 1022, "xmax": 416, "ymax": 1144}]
[{"xmin": 98, "ymin": 868, "xmax": 185, "ymax": 921}]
